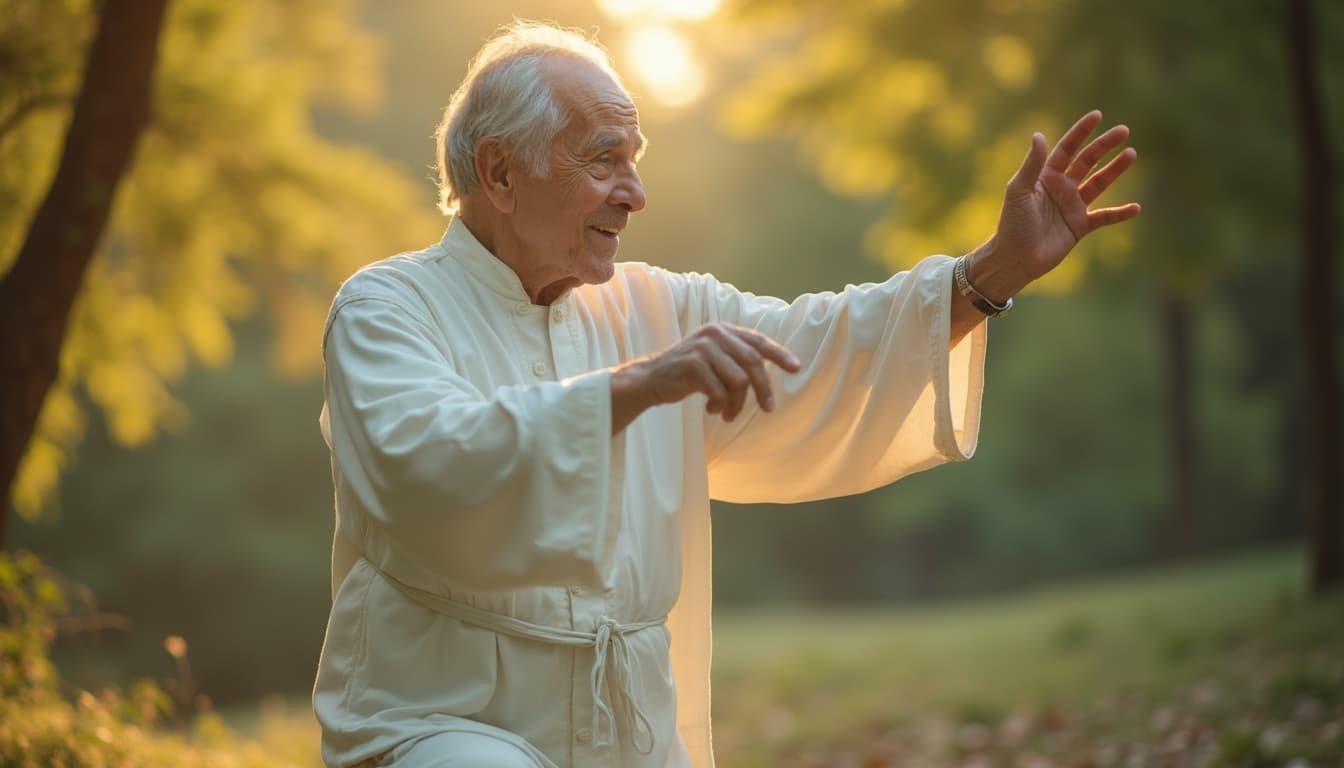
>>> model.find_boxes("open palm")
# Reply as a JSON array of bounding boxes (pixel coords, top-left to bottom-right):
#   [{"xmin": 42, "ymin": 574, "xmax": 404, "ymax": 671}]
[{"xmin": 994, "ymin": 110, "xmax": 1141, "ymax": 284}]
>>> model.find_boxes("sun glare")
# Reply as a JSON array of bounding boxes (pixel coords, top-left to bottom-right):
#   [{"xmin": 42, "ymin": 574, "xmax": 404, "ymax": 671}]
[
  {"xmin": 598, "ymin": 0, "xmax": 721, "ymax": 21},
  {"xmin": 625, "ymin": 25, "xmax": 706, "ymax": 108},
  {"xmin": 596, "ymin": 0, "xmax": 720, "ymax": 109}
]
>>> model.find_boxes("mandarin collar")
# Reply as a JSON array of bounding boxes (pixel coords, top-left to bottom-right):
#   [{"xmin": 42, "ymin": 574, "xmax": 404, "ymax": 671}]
[{"xmin": 437, "ymin": 217, "xmax": 575, "ymax": 307}]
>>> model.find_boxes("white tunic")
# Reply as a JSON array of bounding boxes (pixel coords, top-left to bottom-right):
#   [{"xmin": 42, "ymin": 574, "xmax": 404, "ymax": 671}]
[{"xmin": 313, "ymin": 218, "xmax": 986, "ymax": 768}]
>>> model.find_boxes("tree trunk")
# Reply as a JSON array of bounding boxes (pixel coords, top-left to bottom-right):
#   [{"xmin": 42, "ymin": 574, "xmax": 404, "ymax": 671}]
[
  {"xmin": 1160, "ymin": 290, "xmax": 1197, "ymax": 560},
  {"xmin": 0, "ymin": 0, "xmax": 170, "ymax": 548},
  {"xmin": 1285, "ymin": 0, "xmax": 1343, "ymax": 592}
]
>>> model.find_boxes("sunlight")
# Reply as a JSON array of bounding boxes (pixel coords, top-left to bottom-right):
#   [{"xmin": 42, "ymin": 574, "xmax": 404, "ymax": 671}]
[
  {"xmin": 596, "ymin": 0, "xmax": 719, "ymax": 108},
  {"xmin": 597, "ymin": 0, "xmax": 721, "ymax": 22},
  {"xmin": 981, "ymin": 34, "xmax": 1035, "ymax": 90},
  {"xmin": 624, "ymin": 25, "xmax": 706, "ymax": 108}
]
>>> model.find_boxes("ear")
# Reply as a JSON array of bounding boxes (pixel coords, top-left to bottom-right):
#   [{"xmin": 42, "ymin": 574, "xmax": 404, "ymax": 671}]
[{"xmin": 474, "ymin": 138, "xmax": 517, "ymax": 214}]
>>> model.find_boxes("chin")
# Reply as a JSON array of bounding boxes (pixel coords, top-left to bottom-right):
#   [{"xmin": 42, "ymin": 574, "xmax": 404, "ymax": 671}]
[{"xmin": 580, "ymin": 256, "xmax": 617, "ymax": 286}]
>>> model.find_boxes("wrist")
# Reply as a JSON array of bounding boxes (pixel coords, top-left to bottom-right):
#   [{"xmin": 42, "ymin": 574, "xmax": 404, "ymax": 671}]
[
  {"xmin": 610, "ymin": 361, "xmax": 656, "ymax": 435},
  {"xmin": 611, "ymin": 360, "xmax": 657, "ymax": 409},
  {"xmin": 965, "ymin": 238, "xmax": 1032, "ymax": 304}
]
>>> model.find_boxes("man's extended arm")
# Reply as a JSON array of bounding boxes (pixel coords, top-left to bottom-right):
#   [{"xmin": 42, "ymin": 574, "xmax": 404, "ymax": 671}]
[{"xmin": 612, "ymin": 110, "xmax": 1139, "ymax": 435}]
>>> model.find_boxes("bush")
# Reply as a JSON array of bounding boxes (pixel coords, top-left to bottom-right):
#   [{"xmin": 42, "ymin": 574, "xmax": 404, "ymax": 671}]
[{"xmin": 0, "ymin": 551, "xmax": 304, "ymax": 767}]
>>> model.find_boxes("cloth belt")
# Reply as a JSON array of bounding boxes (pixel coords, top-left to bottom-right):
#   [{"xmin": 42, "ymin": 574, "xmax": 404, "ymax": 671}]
[{"xmin": 374, "ymin": 565, "xmax": 664, "ymax": 756}]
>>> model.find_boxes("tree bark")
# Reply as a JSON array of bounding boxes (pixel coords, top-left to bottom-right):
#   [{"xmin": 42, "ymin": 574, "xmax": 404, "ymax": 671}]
[
  {"xmin": 1285, "ymin": 0, "xmax": 1343, "ymax": 592},
  {"xmin": 0, "ymin": 0, "xmax": 170, "ymax": 548},
  {"xmin": 1160, "ymin": 290, "xmax": 1197, "ymax": 561}
]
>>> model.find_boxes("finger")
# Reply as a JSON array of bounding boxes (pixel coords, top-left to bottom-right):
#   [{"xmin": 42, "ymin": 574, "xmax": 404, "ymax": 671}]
[
  {"xmin": 1045, "ymin": 109, "xmax": 1103, "ymax": 172},
  {"xmin": 720, "ymin": 330, "xmax": 776, "ymax": 412},
  {"xmin": 1065, "ymin": 124, "xmax": 1130, "ymax": 182},
  {"xmin": 1079, "ymin": 147, "xmax": 1137, "ymax": 205},
  {"xmin": 1085, "ymin": 202, "xmax": 1142, "ymax": 232},
  {"xmin": 735, "ymin": 327, "xmax": 802, "ymax": 373},
  {"xmin": 1007, "ymin": 132, "xmax": 1048, "ymax": 194},
  {"xmin": 689, "ymin": 356, "xmax": 728, "ymax": 414},
  {"xmin": 704, "ymin": 345, "xmax": 752, "ymax": 421}
]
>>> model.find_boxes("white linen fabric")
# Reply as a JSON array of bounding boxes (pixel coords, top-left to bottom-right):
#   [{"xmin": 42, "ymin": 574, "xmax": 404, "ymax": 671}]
[{"xmin": 313, "ymin": 217, "xmax": 987, "ymax": 768}]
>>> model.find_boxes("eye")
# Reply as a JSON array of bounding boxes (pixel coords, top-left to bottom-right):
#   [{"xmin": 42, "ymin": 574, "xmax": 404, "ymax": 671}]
[{"xmin": 588, "ymin": 154, "xmax": 614, "ymax": 179}]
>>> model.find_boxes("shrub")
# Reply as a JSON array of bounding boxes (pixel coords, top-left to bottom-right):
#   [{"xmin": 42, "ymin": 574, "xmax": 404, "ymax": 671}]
[{"xmin": 0, "ymin": 551, "xmax": 302, "ymax": 767}]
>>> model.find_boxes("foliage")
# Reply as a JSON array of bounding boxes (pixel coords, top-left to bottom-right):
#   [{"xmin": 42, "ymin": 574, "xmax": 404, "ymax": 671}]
[
  {"xmin": 0, "ymin": 551, "xmax": 318, "ymax": 767},
  {"xmin": 718, "ymin": 0, "xmax": 1344, "ymax": 586},
  {"xmin": 0, "ymin": 0, "xmax": 442, "ymax": 517},
  {"xmin": 0, "ymin": 550, "xmax": 66, "ymax": 700},
  {"xmin": 13, "ymin": 321, "xmax": 334, "ymax": 705},
  {"xmin": 722, "ymin": 0, "xmax": 1340, "ymax": 290}
]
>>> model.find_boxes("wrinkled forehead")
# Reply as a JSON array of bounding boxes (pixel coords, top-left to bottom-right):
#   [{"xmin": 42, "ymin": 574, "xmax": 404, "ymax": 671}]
[{"xmin": 545, "ymin": 56, "xmax": 646, "ymax": 153}]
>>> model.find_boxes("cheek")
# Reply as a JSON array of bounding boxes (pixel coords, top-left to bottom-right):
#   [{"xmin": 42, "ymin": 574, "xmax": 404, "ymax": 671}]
[
  {"xmin": 553, "ymin": 159, "xmax": 593, "ymax": 191},
  {"xmin": 555, "ymin": 161, "xmax": 610, "ymax": 201}
]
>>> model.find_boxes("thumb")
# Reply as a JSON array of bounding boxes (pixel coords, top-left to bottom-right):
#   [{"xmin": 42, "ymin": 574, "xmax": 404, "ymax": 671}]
[{"xmin": 1006, "ymin": 132, "xmax": 1047, "ymax": 193}]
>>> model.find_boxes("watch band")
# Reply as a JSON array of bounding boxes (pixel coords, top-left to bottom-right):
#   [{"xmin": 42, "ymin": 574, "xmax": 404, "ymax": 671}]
[{"xmin": 954, "ymin": 254, "xmax": 1013, "ymax": 317}]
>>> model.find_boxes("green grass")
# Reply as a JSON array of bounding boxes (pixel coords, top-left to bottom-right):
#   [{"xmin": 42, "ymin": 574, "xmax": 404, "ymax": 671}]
[
  {"xmin": 710, "ymin": 548, "xmax": 1344, "ymax": 767},
  {"xmin": 136, "ymin": 549, "xmax": 1344, "ymax": 766},
  {"xmin": 714, "ymin": 549, "xmax": 1301, "ymax": 712}
]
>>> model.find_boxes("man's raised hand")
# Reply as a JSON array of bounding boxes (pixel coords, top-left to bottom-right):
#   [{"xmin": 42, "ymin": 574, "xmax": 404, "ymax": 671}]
[
  {"xmin": 610, "ymin": 323, "xmax": 801, "ymax": 434},
  {"xmin": 970, "ymin": 110, "xmax": 1142, "ymax": 300}
]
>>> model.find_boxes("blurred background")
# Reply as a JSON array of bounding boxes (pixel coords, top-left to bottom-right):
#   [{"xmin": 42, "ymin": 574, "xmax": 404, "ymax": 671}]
[{"xmin": 3, "ymin": 0, "xmax": 1342, "ymax": 765}]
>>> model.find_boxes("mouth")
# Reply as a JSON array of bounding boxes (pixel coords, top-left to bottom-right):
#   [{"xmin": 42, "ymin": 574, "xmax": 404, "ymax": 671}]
[{"xmin": 590, "ymin": 225, "xmax": 621, "ymax": 240}]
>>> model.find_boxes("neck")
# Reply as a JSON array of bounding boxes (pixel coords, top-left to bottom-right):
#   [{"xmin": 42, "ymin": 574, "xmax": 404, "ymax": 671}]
[
  {"xmin": 458, "ymin": 200, "xmax": 570, "ymax": 305},
  {"xmin": 533, "ymin": 278, "xmax": 576, "ymax": 305}
]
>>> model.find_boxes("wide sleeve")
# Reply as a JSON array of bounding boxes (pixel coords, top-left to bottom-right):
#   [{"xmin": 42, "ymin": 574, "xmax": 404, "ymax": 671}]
[
  {"xmin": 696, "ymin": 254, "xmax": 986, "ymax": 503},
  {"xmin": 322, "ymin": 295, "xmax": 615, "ymax": 591}
]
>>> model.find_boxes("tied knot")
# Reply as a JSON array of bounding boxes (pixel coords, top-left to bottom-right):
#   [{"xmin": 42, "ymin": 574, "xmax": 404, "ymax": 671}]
[
  {"xmin": 368, "ymin": 566, "xmax": 666, "ymax": 759},
  {"xmin": 589, "ymin": 616, "xmax": 655, "ymax": 755}
]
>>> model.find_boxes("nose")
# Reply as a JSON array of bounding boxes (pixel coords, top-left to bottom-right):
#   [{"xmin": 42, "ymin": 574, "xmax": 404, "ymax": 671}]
[{"xmin": 611, "ymin": 167, "xmax": 646, "ymax": 213}]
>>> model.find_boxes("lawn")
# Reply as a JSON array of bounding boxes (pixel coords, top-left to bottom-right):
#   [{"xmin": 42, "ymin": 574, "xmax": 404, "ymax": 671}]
[
  {"xmin": 109, "ymin": 549, "xmax": 1344, "ymax": 766},
  {"xmin": 710, "ymin": 549, "xmax": 1343, "ymax": 766}
]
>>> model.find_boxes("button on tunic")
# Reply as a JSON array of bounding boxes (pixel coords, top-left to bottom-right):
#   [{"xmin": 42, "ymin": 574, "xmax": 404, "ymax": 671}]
[{"xmin": 314, "ymin": 218, "xmax": 987, "ymax": 767}]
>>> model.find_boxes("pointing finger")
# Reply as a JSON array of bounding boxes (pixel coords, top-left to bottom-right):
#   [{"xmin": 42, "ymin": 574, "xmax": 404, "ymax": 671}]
[
  {"xmin": 736, "ymin": 325, "xmax": 795, "ymax": 373},
  {"xmin": 736, "ymin": 328, "xmax": 801, "ymax": 374}
]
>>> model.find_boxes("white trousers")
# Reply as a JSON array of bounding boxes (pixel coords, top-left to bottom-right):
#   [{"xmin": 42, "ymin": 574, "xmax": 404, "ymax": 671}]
[{"xmin": 379, "ymin": 729, "xmax": 548, "ymax": 768}]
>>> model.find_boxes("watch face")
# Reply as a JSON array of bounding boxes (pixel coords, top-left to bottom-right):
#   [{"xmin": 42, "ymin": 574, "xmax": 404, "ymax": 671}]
[{"xmin": 977, "ymin": 296, "xmax": 1012, "ymax": 317}]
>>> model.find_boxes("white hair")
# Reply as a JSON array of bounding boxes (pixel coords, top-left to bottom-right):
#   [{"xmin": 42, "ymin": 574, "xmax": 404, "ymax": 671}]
[{"xmin": 433, "ymin": 21, "xmax": 624, "ymax": 214}]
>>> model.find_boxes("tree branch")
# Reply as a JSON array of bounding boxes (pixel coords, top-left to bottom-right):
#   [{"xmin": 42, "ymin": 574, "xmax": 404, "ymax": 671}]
[{"xmin": 0, "ymin": 91, "xmax": 72, "ymax": 142}]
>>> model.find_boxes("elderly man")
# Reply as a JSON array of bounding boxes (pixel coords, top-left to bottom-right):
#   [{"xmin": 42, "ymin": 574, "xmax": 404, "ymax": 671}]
[{"xmin": 313, "ymin": 20, "xmax": 1138, "ymax": 768}]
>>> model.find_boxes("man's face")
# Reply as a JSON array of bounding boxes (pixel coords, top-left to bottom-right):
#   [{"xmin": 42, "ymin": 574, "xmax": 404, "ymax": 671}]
[{"xmin": 509, "ymin": 58, "xmax": 647, "ymax": 296}]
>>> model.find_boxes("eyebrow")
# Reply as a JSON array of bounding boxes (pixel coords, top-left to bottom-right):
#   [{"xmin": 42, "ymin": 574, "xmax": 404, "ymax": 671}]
[{"xmin": 590, "ymin": 131, "xmax": 648, "ymax": 159}]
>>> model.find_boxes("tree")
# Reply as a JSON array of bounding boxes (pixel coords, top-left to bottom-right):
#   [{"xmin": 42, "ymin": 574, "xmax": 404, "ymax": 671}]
[
  {"xmin": 0, "ymin": 0, "xmax": 442, "ymax": 545},
  {"xmin": 0, "ymin": 0, "xmax": 169, "ymax": 549},
  {"xmin": 1285, "ymin": 0, "xmax": 1343, "ymax": 590},
  {"xmin": 723, "ymin": 0, "xmax": 1335, "ymax": 573}
]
